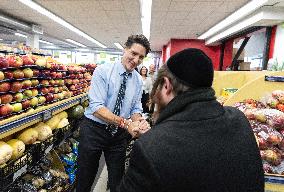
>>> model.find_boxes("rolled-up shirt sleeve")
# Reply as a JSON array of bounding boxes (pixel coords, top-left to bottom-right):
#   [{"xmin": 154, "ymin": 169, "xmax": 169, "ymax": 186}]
[
  {"xmin": 88, "ymin": 67, "xmax": 107, "ymax": 113},
  {"xmin": 130, "ymin": 82, "xmax": 143, "ymax": 116}
]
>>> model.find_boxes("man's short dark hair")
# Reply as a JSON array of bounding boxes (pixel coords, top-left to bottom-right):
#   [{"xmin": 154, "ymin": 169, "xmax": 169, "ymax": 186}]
[{"xmin": 125, "ymin": 34, "xmax": 151, "ymax": 55}]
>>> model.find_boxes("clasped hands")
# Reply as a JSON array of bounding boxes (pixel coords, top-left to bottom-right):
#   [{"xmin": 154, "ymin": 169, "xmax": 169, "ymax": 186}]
[{"xmin": 126, "ymin": 117, "xmax": 151, "ymax": 138}]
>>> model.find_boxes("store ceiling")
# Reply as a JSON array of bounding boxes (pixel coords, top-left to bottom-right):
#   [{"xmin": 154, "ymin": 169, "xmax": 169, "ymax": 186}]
[{"xmin": 0, "ymin": 0, "xmax": 251, "ymax": 51}]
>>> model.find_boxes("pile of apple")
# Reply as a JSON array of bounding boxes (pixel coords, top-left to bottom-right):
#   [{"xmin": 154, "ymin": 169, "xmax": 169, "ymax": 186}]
[
  {"xmin": 84, "ymin": 63, "xmax": 97, "ymax": 75},
  {"xmin": 65, "ymin": 65, "xmax": 90, "ymax": 96},
  {"xmin": 234, "ymin": 90, "xmax": 284, "ymax": 175}
]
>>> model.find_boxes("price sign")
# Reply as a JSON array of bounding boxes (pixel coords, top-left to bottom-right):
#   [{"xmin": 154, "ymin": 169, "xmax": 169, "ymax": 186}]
[
  {"xmin": 13, "ymin": 164, "xmax": 27, "ymax": 182},
  {"xmin": 80, "ymin": 96, "xmax": 88, "ymax": 105},
  {"xmin": 45, "ymin": 144, "xmax": 53, "ymax": 155},
  {"xmin": 43, "ymin": 110, "xmax": 52, "ymax": 121},
  {"xmin": 265, "ymin": 76, "xmax": 284, "ymax": 82}
]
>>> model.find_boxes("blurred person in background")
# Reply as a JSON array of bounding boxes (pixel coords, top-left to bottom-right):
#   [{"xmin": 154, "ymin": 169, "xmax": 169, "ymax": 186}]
[
  {"xmin": 76, "ymin": 34, "xmax": 151, "ymax": 192},
  {"xmin": 139, "ymin": 66, "xmax": 153, "ymax": 113},
  {"xmin": 118, "ymin": 48, "xmax": 264, "ymax": 192}
]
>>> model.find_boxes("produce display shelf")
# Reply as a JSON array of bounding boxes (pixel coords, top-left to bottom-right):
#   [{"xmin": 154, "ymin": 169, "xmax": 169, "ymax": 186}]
[
  {"xmin": 265, "ymin": 175, "xmax": 284, "ymax": 192},
  {"xmin": 0, "ymin": 93, "xmax": 87, "ymax": 139}
]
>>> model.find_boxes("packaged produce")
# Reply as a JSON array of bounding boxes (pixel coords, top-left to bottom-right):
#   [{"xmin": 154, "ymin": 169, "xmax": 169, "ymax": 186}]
[
  {"xmin": 33, "ymin": 123, "xmax": 52, "ymax": 141},
  {"xmin": 0, "ymin": 141, "xmax": 13, "ymax": 165},
  {"xmin": 6, "ymin": 139, "xmax": 25, "ymax": 160},
  {"xmin": 17, "ymin": 128, "xmax": 38, "ymax": 144}
]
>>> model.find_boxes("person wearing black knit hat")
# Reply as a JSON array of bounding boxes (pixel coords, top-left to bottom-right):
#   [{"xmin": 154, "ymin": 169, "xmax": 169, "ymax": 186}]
[{"xmin": 118, "ymin": 48, "xmax": 264, "ymax": 192}]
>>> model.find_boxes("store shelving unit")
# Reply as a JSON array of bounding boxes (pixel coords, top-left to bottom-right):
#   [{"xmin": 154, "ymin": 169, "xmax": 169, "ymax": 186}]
[{"xmin": 0, "ymin": 93, "xmax": 87, "ymax": 139}]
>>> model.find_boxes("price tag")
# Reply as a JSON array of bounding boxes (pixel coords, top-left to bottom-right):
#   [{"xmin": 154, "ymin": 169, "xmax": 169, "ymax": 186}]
[
  {"xmin": 265, "ymin": 76, "xmax": 284, "ymax": 82},
  {"xmin": 43, "ymin": 110, "xmax": 52, "ymax": 121},
  {"xmin": 80, "ymin": 96, "xmax": 88, "ymax": 104},
  {"xmin": 13, "ymin": 164, "xmax": 27, "ymax": 182},
  {"xmin": 45, "ymin": 144, "xmax": 53, "ymax": 155}
]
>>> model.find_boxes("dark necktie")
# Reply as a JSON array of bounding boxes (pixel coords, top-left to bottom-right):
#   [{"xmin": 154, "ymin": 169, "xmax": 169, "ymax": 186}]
[{"xmin": 106, "ymin": 72, "xmax": 129, "ymax": 136}]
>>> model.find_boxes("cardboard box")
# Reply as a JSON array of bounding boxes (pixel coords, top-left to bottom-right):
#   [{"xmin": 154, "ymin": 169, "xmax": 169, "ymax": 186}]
[
  {"xmin": 239, "ymin": 62, "xmax": 251, "ymax": 70},
  {"xmin": 233, "ymin": 48, "xmax": 245, "ymax": 60}
]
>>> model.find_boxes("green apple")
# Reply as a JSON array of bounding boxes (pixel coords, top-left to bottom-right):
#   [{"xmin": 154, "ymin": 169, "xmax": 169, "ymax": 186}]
[
  {"xmin": 12, "ymin": 103, "xmax": 23, "ymax": 112},
  {"xmin": 30, "ymin": 97, "xmax": 38, "ymax": 107},
  {"xmin": 38, "ymin": 96, "xmax": 46, "ymax": 104},
  {"xmin": 23, "ymin": 90, "xmax": 33, "ymax": 98}
]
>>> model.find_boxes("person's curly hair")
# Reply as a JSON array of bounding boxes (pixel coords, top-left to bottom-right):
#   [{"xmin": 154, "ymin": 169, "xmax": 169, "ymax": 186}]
[{"xmin": 125, "ymin": 34, "xmax": 151, "ymax": 55}]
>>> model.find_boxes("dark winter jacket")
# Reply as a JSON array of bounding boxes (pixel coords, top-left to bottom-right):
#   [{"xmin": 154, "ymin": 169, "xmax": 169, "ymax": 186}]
[{"xmin": 118, "ymin": 88, "xmax": 264, "ymax": 192}]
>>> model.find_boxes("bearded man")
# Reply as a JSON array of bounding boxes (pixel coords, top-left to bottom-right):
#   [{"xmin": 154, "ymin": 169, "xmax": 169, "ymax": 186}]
[{"xmin": 118, "ymin": 48, "xmax": 264, "ymax": 192}]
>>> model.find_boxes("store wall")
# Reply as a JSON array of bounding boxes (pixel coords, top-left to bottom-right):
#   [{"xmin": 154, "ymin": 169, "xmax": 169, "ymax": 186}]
[
  {"xmin": 273, "ymin": 24, "xmax": 284, "ymax": 64},
  {"xmin": 162, "ymin": 39, "xmax": 233, "ymax": 70}
]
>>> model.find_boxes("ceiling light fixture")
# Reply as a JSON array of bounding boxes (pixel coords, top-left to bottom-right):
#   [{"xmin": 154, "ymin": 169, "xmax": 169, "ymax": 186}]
[
  {"xmin": 0, "ymin": 14, "xmax": 30, "ymax": 29},
  {"xmin": 0, "ymin": 38, "xmax": 3, "ymax": 41},
  {"xmin": 198, "ymin": 0, "xmax": 268, "ymax": 39},
  {"xmin": 15, "ymin": 32, "xmax": 27, "ymax": 38},
  {"xmin": 39, "ymin": 39, "xmax": 53, "ymax": 45},
  {"xmin": 18, "ymin": 0, "xmax": 107, "ymax": 48},
  {"xmin": 114, "ymin": 43, "xmax": 124, "ymax": 50},
  {"xmin": 66, "ymin": 39, "xmax": 87, "ymax": 48},
  {"xmin": 205, "ymin": 12, "xmax": 263, "ymax": 45},
  {"xmin": 140, "ymin": 0, "xmax": 152, "ymax": 40}
]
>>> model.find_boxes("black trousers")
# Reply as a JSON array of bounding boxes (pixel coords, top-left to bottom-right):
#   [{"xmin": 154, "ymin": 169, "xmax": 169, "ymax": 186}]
[
  {"xmin": 76, "ymin": 116, "xmax": 128, "ymax": 192},
  {"xmin": 141, "ymin": 91, "xmax": 150, "ymax": 113}
]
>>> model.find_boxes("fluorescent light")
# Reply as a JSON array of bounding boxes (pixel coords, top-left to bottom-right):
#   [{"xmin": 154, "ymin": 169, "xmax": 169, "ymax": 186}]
[
  {"xmin": 114, "ymin": 43, "xmax": 124, "ymax": 50},
  {"xmin": 15, "ymin": 32, "xmax": 27, "ymax": 38},
  {"xmin": 66, "ymin": 39, "xmax": 87, "ymax": 48},
  {"xmin": 0, "ymin": 39, "xmax": 3, "ymax": 41},
  {"xmin": 0, "ymin": 14, "xmax": 30, "ymax": 29},
  {"xmin": 18, "ymin": 0, "xmax": 107, "ymax": 48},
  {"xmin": 206, "ymin": 12, "xmax": 263, "ymax": 45},
  {"xmin": 39, "ymin": 39, "xmax": 53, "ymax": 45},
  {"xmin": 140, "ymin": 0, "xmax": 152, "ymax": 40},
  {"xmin": 198, "ymin": 0, "xmax": 268, "ymax": 39}
]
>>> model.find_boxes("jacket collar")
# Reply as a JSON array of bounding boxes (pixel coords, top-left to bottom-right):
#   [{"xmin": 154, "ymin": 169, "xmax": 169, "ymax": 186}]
[{"xmin": 155, "ymin": 87, "xmax": 218, "ymax": 124}]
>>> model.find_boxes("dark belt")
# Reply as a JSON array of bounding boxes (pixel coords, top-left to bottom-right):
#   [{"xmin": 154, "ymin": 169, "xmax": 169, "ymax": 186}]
[{"xmin": 84, "ymin": 116, "xmax": 122, "ymax": 134}]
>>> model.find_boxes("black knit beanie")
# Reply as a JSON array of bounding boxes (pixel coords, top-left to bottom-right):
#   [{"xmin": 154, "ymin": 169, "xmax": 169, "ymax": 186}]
[{"xmin": 166, "ymin": 48, "xmax": 214, "ymax": 88}]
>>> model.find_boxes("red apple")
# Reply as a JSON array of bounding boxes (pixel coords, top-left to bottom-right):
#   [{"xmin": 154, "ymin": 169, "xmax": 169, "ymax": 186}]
[
  {"xmin": 50, "ymin": 72, "xmax": 57, "ymax": 78},
  {"xmin": 21, "ymin": 99, "xmax": 31, "ymax": 109},
  {"xmin": 40, "ymin": 87, "xmax": 49, "ymax": 95},
  {"xmin": 10, "ymin": 81, "xmax": 23, "ymax": 92},
  {"xmin": 14, "ymin": 56, "xmax": 23, "ymax": 68},
  {"xmin": 22, "ymin": 80, "xmax": 32, "ymax": 89},
  {"xmin": 13, "ymin": 69, "xmax": 25, "ymax": 79},
  {"xmin": 31, "ymin": 79, "xmax": 39, "ymax": 87},
  {"xmin": 12, "ymin": 103, "xmax": 22, "ymax": 112},
  {"xmin": 53, "ymin": 93, "xmax": 59, "ymax": 100},
  {"xmin": 48, "ymin": 87, "xmax": 54, "ymax": 93},
  {"xmin": 6, "ymin": 56, "xmax": 16, "ymax": 67},
  {"xmin": 0, "ymin": 56, "xmax": 9, "ymax": 68},
  {"xmin": 21, "ymin": 55, "xmax": 34, "ymax": 65},
  {"xmin": 56, "ymin": 72, "xmax": 62, "ymax": 78},
  {"xmin": 45, "ymin": 93, "xmax": 54, "ymax": 103},
  {"xmin": 42, "ymin": 70, "xmax": 50, "ymax": 77},
  {"xmin": 13, "ymin": 93, "xmax": 24, "ymax": 102},
  {"xmin": 0, "ymin": 82, "xmax": 11, "ymax": 92},
  {"xmin": 4, "ymin": 71, "xmax": 13, "ymax": 79},
  {"xmin": 0, "ymin": 104, "xmax": 13, "ymax": 116},
  {"xmin": 54, "ymin": 80, "xmax": 60, "ymax": 85},
  {"xmin": 0, "ymin": 94, "xmax": 13, "ymax": 104},
  {"xmin": 40, "ymin": 80, "xmax": 49, "ymax": 86},
  {"xmin": 22, "ymin": 68, "xmax": 33, "ymax": 78},
  {"xmin": 32, "ymin": 69, "xmax": 40, "ymax": 77},
  {"xmin": 31, "ymin": 89, "xmax": 38, "ymax": 97},
  {"xmin": 58, "ymin": 87, "xmax": 63, "ymax": 92}
]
